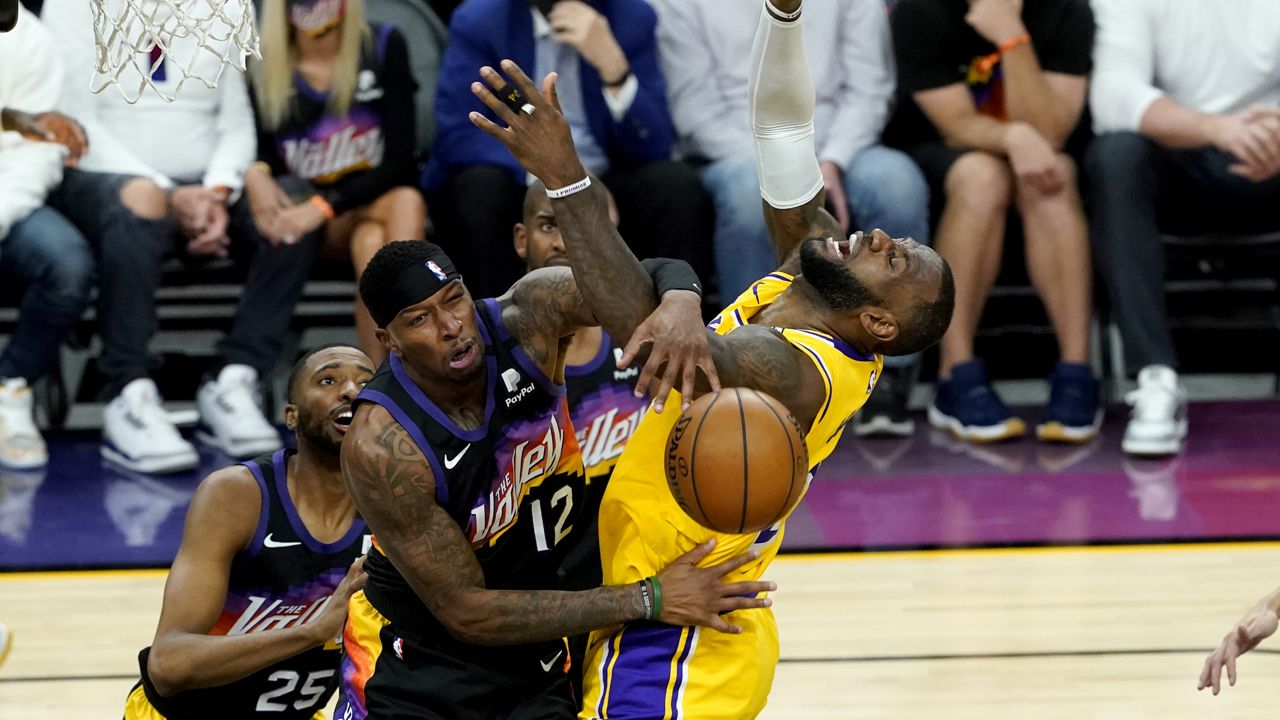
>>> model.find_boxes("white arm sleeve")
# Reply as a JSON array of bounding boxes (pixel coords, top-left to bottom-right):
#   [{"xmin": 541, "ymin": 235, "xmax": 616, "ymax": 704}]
[{"xmin": 748, "ymin": 0, "xmax": 823, "ymax": 209}]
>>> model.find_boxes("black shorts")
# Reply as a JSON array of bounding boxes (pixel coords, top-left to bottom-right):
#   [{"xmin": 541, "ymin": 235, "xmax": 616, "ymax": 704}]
[{"xmin": 336, "ymin": 590, "xmax": 576, "ymax": 720}]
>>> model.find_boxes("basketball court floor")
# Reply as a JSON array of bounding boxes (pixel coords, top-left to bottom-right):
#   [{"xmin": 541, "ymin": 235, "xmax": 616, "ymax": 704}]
[{"xmin": 3, "ymin": 399, "xmax": 1280, "ymax": 717}]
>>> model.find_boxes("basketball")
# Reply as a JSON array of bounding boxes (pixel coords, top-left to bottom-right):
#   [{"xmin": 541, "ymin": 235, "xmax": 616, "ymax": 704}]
[{"xmin": 664, "ymin": 388, "xmax": 809, "ymax": 535}]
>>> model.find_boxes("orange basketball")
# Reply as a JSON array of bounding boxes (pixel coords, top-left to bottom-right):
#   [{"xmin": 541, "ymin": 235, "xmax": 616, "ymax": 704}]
[{"xmin": 664, "ymin": 388, "xmax": 809, "ymax": 535}]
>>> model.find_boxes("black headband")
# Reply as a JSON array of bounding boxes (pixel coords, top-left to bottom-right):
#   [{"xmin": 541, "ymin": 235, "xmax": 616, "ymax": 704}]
[{"xmin": 363, "ymin": 244, "xmax": 463, "ymax": 328}]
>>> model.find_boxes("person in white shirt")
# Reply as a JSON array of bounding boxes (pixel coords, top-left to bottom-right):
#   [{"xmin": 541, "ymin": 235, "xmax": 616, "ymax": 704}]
[
  {"xmin": 1086, "ymin": 0, "xmax": 1280, "ymax": 457},
  {"xmin": 40, "ymin": 0, "xmax": 326, "ymax": 474},
  {"xmin": 0, "ymin": 4, "xmax": 94, "ymax": 470},
  {"xmin": 651, "ymin": 0, "xmax": 930, "ymax": 438}
]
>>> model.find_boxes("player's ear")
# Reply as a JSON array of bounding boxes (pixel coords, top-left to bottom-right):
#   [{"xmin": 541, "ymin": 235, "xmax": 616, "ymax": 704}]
[
  {"xmin": 860, "ymin": 309, "xmax": 899, "ymax": 345},
  {"xmin": 284, "ymin": 403, "xmax": 299, "ymax": 431},
  {"xmin": 513, "ymin": 223, "xmax": 529, "ymax": 259},
  {"xmin": 376, "ymin": 327, "xmax": 398, "ymax": 355}
]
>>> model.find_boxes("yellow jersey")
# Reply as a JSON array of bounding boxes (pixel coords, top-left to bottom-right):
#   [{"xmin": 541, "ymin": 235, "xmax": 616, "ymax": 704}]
[{"xmin": 581, "ymin": 272, "xmax": 883, "ymax": 720}]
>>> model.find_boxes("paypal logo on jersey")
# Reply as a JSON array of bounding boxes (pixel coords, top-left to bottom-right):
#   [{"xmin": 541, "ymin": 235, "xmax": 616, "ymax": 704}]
[
  {"xmin": 502, "ymin": 368, "xmax": 536, "ymax": 407},
  {"xmin": 611, "ymin": 348, "xmax": 639, "ymax": 382}
]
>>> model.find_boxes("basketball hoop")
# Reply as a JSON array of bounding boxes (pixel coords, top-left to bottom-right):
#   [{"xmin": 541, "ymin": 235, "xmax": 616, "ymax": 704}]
[{"xmin": 90, "ymin": 0, "xmax": 260, "ymax": 104}]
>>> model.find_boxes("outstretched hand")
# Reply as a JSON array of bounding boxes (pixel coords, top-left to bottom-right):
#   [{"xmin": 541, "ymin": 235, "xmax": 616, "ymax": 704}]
[
  {"xmin": 619, "ymin": 290, "xmax": 720, "ymax": 413},
  {"xmin": 1198, "ymin": 605, "xmax": 1279, "ymax": 695},
  {"xmin": 467, "ymin": 60, "xmax": 588, "ymax": 191},
  {"xmin": 655, "ymin": 539, "xmax": 776, "ymax": 635}
]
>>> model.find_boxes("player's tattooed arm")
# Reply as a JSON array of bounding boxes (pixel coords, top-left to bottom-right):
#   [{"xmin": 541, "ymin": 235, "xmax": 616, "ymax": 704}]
[
  {"xmin": 343, "ymin": 404, "xmax": 775, "ymax": 644},
  {"xmin": 501, "ymin": 266, "xmax": 599, "ymax": 368},
  {"xmin": 704, "ymin": 325, "xmax": 826, "ymax": 431}
]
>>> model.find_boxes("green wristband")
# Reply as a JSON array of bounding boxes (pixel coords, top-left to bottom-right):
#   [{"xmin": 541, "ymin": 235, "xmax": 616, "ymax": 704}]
[{"xmin": 647, "ymin": 575, "xmax": 663, "ymax": 618}]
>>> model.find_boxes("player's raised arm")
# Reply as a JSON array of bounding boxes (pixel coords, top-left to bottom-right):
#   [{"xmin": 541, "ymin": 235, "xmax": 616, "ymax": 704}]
[
  {"xmin": 749, "ymin": 0, "xmax": 841, "ymax": 270},
  {"xmin": 342, "ymin": 404, "xmax": 776, "ymax": 644},
  {"xmin": 467, "ymin": 63, "xmax": 668, "ymax": 353},
  {"xmin": 145, "ymin": 467, "xmax": 366, "ymax": 696}
]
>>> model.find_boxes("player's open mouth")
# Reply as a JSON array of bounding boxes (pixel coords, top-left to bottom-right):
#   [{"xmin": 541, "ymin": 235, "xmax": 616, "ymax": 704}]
[
  {"xmin": 825, "ymin": 235, "xmax": 854, "ymax": 261},
  {"xmin": 332, "ymin": 406, "xmax": 354, "ymax": 434},
  {"xmin": 449, "ymin": 343, "xmax": 478, "ymax": 370}
]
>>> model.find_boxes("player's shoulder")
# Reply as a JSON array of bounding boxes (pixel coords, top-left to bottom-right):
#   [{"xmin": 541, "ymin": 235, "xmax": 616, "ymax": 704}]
[
  {"xmin": 196, "ymin": 464, "xmax": 263, "ymax": 506},
  {"xmin": 182, "ymin": 464, "xmax": 265, "ymax": 552}
]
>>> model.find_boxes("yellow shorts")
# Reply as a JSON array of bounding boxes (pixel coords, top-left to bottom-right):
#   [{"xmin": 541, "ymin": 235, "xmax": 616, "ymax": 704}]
[{"xmin": 579, "ymin": 609, "xmax": 778, "ymax": 720}]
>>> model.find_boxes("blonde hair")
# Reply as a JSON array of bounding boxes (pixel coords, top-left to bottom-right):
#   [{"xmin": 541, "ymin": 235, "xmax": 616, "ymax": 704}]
[{"xmin": 255, "ymin": 0, "xmax": 372, "ymax": 131}]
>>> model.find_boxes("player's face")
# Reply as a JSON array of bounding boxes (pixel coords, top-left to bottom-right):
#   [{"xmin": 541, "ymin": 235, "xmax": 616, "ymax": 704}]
[
  {"xmin": 383, "ymin": 280, "xmax": 486, "ymax": 385},
  {"xmin": 288, "ymin": 347, "xmax": 375, "ymax": 454},
  {"xmin": 514, "ymin": 196, "xmax": 569, "ymax": 272},
  {"xmin": 800, "ymin": 228, "xmax": 944, "ymax": 321}
]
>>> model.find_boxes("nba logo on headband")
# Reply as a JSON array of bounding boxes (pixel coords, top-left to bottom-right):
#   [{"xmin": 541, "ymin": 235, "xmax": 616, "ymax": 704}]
[{"xmin": 426, "ymin": 260, "xmax": 447, "ymax": 281}]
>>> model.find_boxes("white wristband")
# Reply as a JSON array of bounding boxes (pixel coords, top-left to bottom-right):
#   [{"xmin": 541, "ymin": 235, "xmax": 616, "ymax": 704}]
[{"xmin": 545, "ymin": 176, "xmax": 592, "ymax": 199}]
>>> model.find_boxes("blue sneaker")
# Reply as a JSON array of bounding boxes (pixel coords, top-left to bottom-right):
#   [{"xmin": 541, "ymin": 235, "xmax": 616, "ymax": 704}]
[
  {"xmin": 928, "ymin": 359, "xmax": 1026, "ymax": 442},
  {"xmin": 1037, "ymin": 362, "xmax": 1102, "ymax": 443}
]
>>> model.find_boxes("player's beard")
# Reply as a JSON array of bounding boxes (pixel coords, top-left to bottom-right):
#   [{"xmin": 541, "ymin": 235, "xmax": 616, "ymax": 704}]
[
  {"xmin": 299, "ymin": 411, "xmax": 343, "ymax": 457},
  {"xmin": 799, "ymin": 238, "xmax": 883, "ymax": 310}
]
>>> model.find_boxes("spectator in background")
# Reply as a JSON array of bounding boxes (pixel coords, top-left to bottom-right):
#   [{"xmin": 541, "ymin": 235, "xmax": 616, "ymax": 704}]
[
  {"xmin": 889, "ymin": 0, "xmax": 1099, "ymax": 444},
  {"xmin": 652, "ymin": 0, "xmax": 930, "ymax": 437},
  {"xmin": 0, "ymin": 3, "xmax": 93, "ymax": 469},
  {"xmin": 42, "ymin": 0, "xmax": 309, "ymax": 472},
  {"xmin": 252, "ymin": 0, "xmax": 426, "ymax": 365},
  {"xmin": 1087, "ymin": 0, "xmax": 1280, "ymax": 456},
  {"xmin": 422, "ymin": 0, "xmax": 713, "ymax": 300}
]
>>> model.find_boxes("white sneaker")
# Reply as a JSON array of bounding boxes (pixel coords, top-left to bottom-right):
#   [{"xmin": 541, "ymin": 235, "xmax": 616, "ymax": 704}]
[
  {"xmin": 0, "ymin": 378, "xmax": 47, "ymax": 469},
  {"xmin": 196, "ymin": 364, "xmax": 281, "ymax": 458},
  {"xmin": 1122, "ymin": 365, "xmax": 1188, "ymax": 456},
  {"xmin": 102, "ymin": 378, "xmax": 199, "ymax": 474}
]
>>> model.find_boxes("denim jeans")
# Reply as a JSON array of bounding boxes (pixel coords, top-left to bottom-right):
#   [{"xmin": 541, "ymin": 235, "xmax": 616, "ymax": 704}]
[
  {"xmin": 699, "ymin": 144, "xmax": 931, "ymax": 368},
  {"xmin": 48, "ymin": 170, "xmax": 319, "ymax": 399},
  {"xmin": 0, "ymin": 207, "xmax": 94, "ymax": 383},
  {"xmin": 1086, "ymin": 131, "xmax": 1280, "ymax": 371}
]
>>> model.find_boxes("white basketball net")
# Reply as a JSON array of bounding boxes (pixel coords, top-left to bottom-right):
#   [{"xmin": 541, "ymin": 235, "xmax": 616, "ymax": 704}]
[{"xmin": 90, "ymin": 0, "xmax": 261, "ymax": 104}]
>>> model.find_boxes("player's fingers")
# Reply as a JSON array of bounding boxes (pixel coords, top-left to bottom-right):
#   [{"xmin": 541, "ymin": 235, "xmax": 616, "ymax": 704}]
[
  {"xmin": 471, "ymin": 78, "xmax": 520, "ymax": 127},
  {"xmin": 1209, "ymin": 651, "xmax": 1224, "ymax": 694},
  {"xmin": 468, "ymin": 111, "xmax": 510, "ymax": 142},
  {"xmin": 699, "ymin": 358, "xmax": 722, "ymax": 393},
  {"xmin": 542, "ymin": 72, "xmax": 563, "ymax": 114},
  {"xmin": 709, "ymin": 548, "xmax": 760, "ymax": 577},
  {"xmin": 650, "ymin": 361, "xmax": 680, "ymax": 414},
  {"xmin": 679, "ymin": 358, "xmax": 697, "ymax": 411},
  {"xmin": 675, "ymin": 538, "xmax": 717, "ymax": 566},
  {"xmin": 720, "ymin": 580, "xmax": 778, "ymax": 598},
  {"xmin": 633, "ymin": 351, "xmax": 662, "ymax": 402},
  {"xmin": 619, "ymin": 333, "xmax": 651, "ymax": 369},
  {"xmin": 1198, "ymin": 654, "xmax": 1212, "ymax": 690},
  {"xmin": 718, "ymin": 595, "xmax": 773, "ymax": 613},
  {"xmin": 1226, "ymin": 651, "xmax": 1237, "ymax": 687},
  {"xmin": 500, "ymin": 59, "xmax": 545, "ymax": 107}
]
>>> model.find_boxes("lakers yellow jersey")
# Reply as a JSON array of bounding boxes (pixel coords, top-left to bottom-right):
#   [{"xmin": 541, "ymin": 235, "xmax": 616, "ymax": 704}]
[
  {"xmin": 581, "ymin": 272, "xmax": 883, "ymax": 720},
  {"xmin": 596, "ymin": 271, "xmax": 882, "ymax": 586}
]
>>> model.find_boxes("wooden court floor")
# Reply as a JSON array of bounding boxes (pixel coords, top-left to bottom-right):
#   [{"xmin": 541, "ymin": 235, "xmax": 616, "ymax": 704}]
[{"xmin": 2, "ymin": 543, "xmax": 1278, "ymax": 719}]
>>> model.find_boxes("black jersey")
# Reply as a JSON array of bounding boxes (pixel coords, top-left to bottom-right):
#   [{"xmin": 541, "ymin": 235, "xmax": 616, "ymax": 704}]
[
  {"xmin": 354, "ymin": 298, "xmax": 587, "ymax": 651},
  {"xmin": 560, "ymin": 330, "xmax": 646, "ymax": 590},
  {"xmin": 133, "ymin": 449, "xmax": 369, "ymax": 720}
]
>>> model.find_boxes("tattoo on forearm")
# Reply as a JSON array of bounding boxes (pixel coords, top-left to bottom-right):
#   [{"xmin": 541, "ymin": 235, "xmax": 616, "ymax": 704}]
[
  {"xmin": 342, "ymin": 409, "xmax": 645, "ymax": 645},
  {"xmin": 506, "ymin": 268, "xmax": 595, "ymax": 366},
  {"xmin": 712, "ymin": 327, "xmax": 821, "ymax": 430}
]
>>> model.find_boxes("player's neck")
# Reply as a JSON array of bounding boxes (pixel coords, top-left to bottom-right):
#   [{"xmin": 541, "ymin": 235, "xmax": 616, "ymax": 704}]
[
  {"xmin": 286, "ymin": 449, "xmax": 357, "ymax": 540},
  {"xmin": 765, "ymin": 279, "xmax": 876, "ymax": 354},
  {"xmin": 402, "ymin": 360, "xmax": 488, "ymax": 429},
  {"xmin": 565, "ymin": 325, "xmax": 604, "ymax": 367}
]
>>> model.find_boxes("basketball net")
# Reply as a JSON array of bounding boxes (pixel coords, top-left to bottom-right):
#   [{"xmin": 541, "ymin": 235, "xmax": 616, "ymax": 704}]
[{"xmin": 90, "ymin": 0, "xmax": 260, "ymax": 104}]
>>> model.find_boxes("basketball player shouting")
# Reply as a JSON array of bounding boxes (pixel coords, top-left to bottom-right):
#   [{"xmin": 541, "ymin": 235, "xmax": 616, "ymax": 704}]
[
  {"xmin": 123, "ymin": 345, "xmax": 374, "ymax": 719},
  {"xmin": 466, "ymin": 0, "xmax": 955, "ymax": 715},
  {"xmin": 336, "ymin": 242, "xmax": 772, "ymax": 720}
]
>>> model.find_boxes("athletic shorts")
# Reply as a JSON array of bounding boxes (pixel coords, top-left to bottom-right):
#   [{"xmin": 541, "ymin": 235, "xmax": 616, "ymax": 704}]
[
  {"xmin": 579, "ymin": 609, "xmax": 779, "ymax": 720},
  {"xmin": 336, "ymin": 590, "xmax": 577, "ymax": 720}
]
